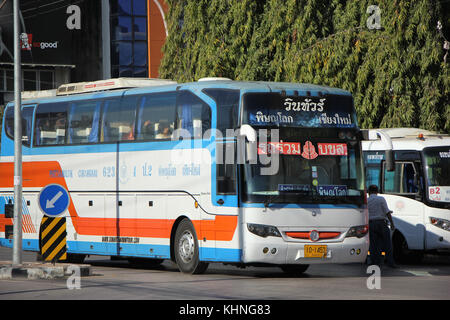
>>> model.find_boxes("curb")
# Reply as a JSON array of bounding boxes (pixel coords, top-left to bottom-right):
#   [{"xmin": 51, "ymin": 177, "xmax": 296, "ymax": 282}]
[{"xmin": 0, "ymin": 261, "xmax": 91, "ymax": 280}]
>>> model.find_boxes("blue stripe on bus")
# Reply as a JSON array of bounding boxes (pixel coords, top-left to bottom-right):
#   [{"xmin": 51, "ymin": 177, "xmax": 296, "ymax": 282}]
[
  {"xmin": 0, "ymin": 139, "xmax": 216, "ymax": 157},
  {"xmin": 69, "ymin": 241, "xmax": 241, "ymax": 262},
  {"xmin": 200, "ymin": 247, "xmax": 242, "ymax": 262},
  {"xmin": 0, "ymin": 238, "xmax": 39, "ymax": 251},
  {"xmin": 0, "ymin": 238, "xmax": 241, "ymax": 263},
  {"xmin": 69, "ymin": 241, "xmax": 171, "ymax": 259}
]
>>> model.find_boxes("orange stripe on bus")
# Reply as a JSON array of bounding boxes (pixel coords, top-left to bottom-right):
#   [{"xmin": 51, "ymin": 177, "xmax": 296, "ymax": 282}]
[{"xmin": 0, "ymin": 161, "xmax": 238, "ymax": 241}]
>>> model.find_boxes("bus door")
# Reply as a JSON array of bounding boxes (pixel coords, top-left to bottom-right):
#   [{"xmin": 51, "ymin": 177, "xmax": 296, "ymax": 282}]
[
  {"xmin": 382, "ymin": 161, "xmax": 425, "ymax": 250},
  {"xmin": 199, "ymin": 141, "xmax": 238, "ymax": 261},
  {"xmin": 215, "ymin": 141, "xmax": 238, "ymax": 207}
]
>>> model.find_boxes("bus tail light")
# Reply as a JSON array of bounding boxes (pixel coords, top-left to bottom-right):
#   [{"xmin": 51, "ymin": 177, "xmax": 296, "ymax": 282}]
[{"xmin": 346, "ymin": 225, "xmax": 369, "ymax": 238}]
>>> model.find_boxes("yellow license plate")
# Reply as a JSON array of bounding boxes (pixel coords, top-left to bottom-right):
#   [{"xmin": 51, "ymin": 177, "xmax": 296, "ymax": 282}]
[{"xmin": 304, "ymin": 245, "xmax": 327, "ymax": 258}]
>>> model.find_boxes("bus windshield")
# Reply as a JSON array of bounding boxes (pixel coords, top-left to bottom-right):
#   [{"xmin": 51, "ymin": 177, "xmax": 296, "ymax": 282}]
[
  {"xmin": 423, "ymin": 146, "xmax": 450, "ymax": 204},
  {"xmin": 240, "ymin": 127, "xmax": 365, "ymax": 206},
  {"xmin": 240, "ymin": 92, "xmax": 364, "ymax": 206}
]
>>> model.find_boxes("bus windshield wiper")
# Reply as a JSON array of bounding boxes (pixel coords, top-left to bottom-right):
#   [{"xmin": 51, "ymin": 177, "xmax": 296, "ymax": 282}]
[{"xmin": 264, "ymin": 194, "xmax": 283, "ymax": 207}]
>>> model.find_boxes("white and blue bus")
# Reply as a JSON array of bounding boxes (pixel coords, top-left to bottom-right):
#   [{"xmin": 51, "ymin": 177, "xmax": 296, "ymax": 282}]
[
  {"xmin": 363, "ymin": 128, "xmax": 450, "ymax": 263},
  {"xmin": 0, "ymin": 78, "xmax": 368, "ymax": 274}
]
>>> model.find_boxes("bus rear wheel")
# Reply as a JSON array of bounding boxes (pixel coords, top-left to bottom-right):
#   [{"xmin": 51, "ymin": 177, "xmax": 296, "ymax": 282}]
[
  {"xmin": 174, "ymin": 219, "xmax": 209, "ymax": 274},
  {"xmin": 280, "ymin": 264, "xmax": 309, "ymax": 275}
]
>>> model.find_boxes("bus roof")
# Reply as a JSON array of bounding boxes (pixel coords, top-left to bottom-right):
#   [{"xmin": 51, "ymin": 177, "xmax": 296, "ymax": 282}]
[
  {"xmin": 130, "ymin": 79, "xmax": 352, "ymax": 96},
  {"xmin": 362, "ymin": 128, "xmax": 450, "ymax": 151},
  {"xmin": 8, "ymin": 78, "xmax": 352, "ymax": 106}
]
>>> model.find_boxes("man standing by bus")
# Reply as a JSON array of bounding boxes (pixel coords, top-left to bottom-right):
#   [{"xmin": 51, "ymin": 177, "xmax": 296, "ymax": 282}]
[{"xmin": 367, "ymin": 185, "xmax": 397, "ymax": 268}]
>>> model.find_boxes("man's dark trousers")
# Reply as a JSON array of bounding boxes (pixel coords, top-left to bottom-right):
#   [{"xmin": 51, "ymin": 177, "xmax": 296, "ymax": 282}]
[{"xmin": 369, "ymin": 219, "xmax": 395, "ymax": 266}]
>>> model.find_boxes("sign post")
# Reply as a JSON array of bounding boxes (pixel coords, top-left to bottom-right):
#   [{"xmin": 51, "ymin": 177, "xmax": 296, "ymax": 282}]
[
  {"xmin": 12, "ymin": 0, "xmax": 23, "ymax": 267},
  {"xmin": 38, "ymin": 184, "xmax": 70, "ymax": 262}
]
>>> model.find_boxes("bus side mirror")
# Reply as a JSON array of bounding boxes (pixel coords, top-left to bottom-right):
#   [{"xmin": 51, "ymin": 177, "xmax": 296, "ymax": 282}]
[
  {"xmin": 239, "ymin": 124, "xmax": 257, "ymax": 163},
  {"xmin": 362, "ymin": 129, "xmax": 395, "ymax": 171},
  {"xmin": 385, "ymin": 149, "xmax": 395, "ymax": 172}
]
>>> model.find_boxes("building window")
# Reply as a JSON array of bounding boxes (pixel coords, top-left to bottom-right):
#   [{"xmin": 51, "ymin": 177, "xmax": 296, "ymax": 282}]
[
  {"xmin": 40, "ymin": 71, "xmax": 54, "ymax": 90},
  {"xmin": 0, "ymin": 70, "xmax": 4, "ymax": 92},
  {"xmin": 22, "ymin": 69, "xmax": 55, "ymax": 91},
  {"xmin": 23, "ymin": 70, "xmax": 37, "ymax": 91},
  {"xmin": 110, "ymin": 0, "xmax": 148, "ymax": 78},
  {"xmin": 0, "ymin": 69, "xmax": 14, "ymax": 92},
  {"xmin": 0, "ymin": 68, "xmax": 54, "ymax": 92}
]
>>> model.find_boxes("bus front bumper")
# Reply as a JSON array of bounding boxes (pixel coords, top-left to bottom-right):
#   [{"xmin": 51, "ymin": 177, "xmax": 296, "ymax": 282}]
[{"xmin": 242, "ymin": 235, "xmax": 369, "ymax": 265}]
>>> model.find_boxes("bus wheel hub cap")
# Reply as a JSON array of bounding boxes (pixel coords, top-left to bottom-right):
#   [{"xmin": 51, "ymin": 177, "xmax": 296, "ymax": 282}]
[{"xmin": 179, "ymin": 231, "xmax": 195, "ymax": 263}]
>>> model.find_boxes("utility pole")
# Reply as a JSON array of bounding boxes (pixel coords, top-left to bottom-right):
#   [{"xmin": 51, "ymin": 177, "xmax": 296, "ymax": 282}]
[{"xmin": 12, "ymin": 0, "xmax": 23, "ymax": 267}]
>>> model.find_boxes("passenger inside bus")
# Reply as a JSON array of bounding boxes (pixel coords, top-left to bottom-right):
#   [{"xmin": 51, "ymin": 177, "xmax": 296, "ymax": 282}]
[
  {"xmin": 121, "ymin": 123, "xmax": 135, "ymax": 141},
  {"xmin": 140, "ymin": 120, "xmax": 155, "ymax": 140},
  {"xmin": 35, "ymin": 112, "xmax": 67, "ymax": 145},
  {"xmin": 155, "ymin": 122, "xmax": 171, "ymax": 139}
]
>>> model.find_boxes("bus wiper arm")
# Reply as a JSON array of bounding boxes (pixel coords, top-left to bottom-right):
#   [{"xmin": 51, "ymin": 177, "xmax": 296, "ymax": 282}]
[{"xmin": 264, "ymin": 194, "xmax": 282, "ymax": 207}]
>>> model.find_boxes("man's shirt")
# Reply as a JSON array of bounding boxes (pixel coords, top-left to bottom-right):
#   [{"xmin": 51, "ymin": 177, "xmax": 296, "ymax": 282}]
[{"xmin": 368, "ymin": 194, "xmax": 390, "ymax": 221}]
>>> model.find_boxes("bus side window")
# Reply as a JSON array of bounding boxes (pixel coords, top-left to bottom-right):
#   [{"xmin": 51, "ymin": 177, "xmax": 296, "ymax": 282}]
[
  {"xmin": 21, "ymin": 107, "xmax": 34, "ymax": 146},
  {"xmin": 136, "ymin": 92, "xmax": 177, "ymax": 141},
  {"xmin": 101, "ymin": 96, "xmax": 138, "ymax": 142},
  {"xmin": 4, "ymin": 107, "xmax": 14, "ymax": 140},
  {"xmin": 4, "ymin": 106, "xmax": 34, "ymax": 147},
  {"xmin": 339, "ymin": 149, "xmax": 357, "ymax": 182},
  {"xmin": 176, "ymin": 91, "xmax": 211, "ymax": 139},
  {"xmin": 202, "ymin": 89, "xmax": 239, "ymax": 134},
  {"xmin": 67, "ymin": 101, "xmax": 101, "ymax": 144},
  {"xmin": 216, "ymin": 142, "xmax": 236, "ymax": 194},
  {"xmin": 34, "ymin": 102, "xmax": 68, "ymax": 146},
  {"xmin": 383, "ymin": 162, "xmax": 418, "ymax": 194},
  {"xmin": 365, "ymin": 166, "xmax": 381, "ymax": 189}
]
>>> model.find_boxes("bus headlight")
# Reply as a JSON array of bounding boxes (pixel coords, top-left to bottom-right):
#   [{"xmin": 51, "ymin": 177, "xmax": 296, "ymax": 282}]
[
  {"xmin": 247, "ymin": 223, "xmax": 281, "ymax": 238},
  {"xmin": 430, "ymin": 217, "xmax": 450, "ymax": 231},
  {"xmin": 346, "ymin": 225, "xmax": 369, "ymax": 238}
]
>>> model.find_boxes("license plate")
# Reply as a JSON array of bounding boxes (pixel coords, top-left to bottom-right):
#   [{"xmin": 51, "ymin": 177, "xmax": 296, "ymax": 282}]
[{"xmin": 304, "ymin": 245, "xmax": 327, "ymax": 258}]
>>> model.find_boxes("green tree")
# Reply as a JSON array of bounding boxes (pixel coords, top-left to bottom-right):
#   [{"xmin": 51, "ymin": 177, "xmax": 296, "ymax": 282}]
[{"xmin": 160, "ymin": 0, "xmax": 449, "ymax": 133}]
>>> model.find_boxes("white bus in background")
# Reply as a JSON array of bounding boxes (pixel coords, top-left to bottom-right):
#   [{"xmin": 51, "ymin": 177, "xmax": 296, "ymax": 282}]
[{"xmin": 362, "ymin": 128, "xmax": 450, "ymax": 263}]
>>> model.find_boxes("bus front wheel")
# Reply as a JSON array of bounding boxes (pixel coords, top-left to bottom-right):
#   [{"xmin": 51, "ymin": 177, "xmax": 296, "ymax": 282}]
[{"xmin": 174, "ymin": 219, "xmax": 209, "ymax": 274}]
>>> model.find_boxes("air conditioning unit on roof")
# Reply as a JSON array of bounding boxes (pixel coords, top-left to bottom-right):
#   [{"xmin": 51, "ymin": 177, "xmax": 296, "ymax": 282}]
[{"xmin": 56, "ymin": 77, "xmax": 177, "ymax": 96}]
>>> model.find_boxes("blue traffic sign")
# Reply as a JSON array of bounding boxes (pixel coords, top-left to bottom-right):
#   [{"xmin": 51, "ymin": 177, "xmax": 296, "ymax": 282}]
[{"xmin": 38, "ymin": 184, "xmax": 70, "ymax": 217}]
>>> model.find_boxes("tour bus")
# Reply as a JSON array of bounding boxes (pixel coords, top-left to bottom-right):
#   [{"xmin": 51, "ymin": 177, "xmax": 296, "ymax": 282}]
[
  {"xmin": 362, "ymin": 128, "xmax": 450, "ymax": 263},
  {"xmin": 0, "ymin": 78, "xmax": 369, "ymax": 274}
]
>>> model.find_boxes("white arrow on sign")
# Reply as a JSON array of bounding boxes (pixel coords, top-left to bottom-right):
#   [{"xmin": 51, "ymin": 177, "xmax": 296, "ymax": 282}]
[{"xmin": 46, "ymin": 191, "xmax": 63, "ymax": 209}]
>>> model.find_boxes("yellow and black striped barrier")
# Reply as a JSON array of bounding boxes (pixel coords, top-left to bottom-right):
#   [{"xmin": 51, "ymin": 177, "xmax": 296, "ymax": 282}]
[{"xmin": 39, "ymin": 216, "xmax": 67, "ymax": 262}]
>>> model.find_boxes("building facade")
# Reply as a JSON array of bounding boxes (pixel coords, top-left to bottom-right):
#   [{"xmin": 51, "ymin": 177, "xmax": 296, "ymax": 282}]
[{"xmin": 0, "ymin": 0, "xmax": 168, "ymax": 106}]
